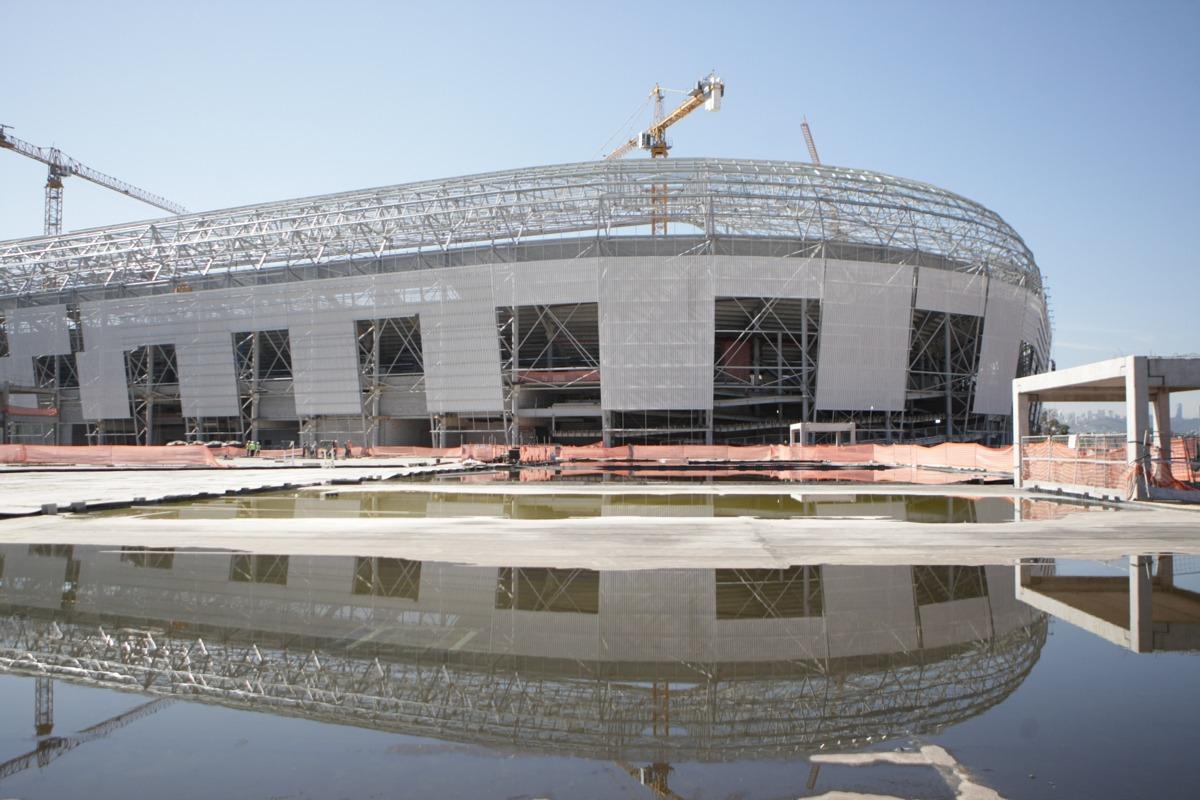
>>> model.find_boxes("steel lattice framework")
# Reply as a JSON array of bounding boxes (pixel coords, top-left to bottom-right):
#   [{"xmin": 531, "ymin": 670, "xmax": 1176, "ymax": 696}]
[
  {"xmin": 0, "ymin": 159, "xmax": 1042, "ymax": 298},
  {"xmin": 0, "ymin": 611, "xmax": 1047, "ymax": 763}
]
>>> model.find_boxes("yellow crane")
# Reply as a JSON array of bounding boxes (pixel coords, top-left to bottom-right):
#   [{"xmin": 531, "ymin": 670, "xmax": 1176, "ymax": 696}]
[
  {"xmin": 604, "ymin": 72, "xmax": 724, "ymax": 235},
  {"xmin": 605, "ymin": 72, "xmax": 724, "ymax": 161}
]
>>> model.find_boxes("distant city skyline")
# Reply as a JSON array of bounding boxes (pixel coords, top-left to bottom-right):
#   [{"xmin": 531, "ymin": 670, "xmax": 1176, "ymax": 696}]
[{"xmin": 1045, "ymin": 404, "xmax": 1200, "ymax": 434}]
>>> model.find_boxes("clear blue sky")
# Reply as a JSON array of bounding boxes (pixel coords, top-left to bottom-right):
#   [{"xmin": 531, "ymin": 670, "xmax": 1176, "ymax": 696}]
[{"xmin": 2, "ymin": 0, "xmax": 1197, "ymax": 401}]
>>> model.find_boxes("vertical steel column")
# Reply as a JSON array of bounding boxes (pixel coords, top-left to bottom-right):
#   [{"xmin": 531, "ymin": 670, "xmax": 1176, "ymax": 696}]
[
  {"xmin": 369, "ymin": 320, "xmax": 382, "ymax": 448},
  {"xmin": 802, "ymin": 304, "xmax": 810, "ymax": 422},
  {"xmin": 34, "ymin": 677, "xmax": 53, "ymax": 737},
  {"xmin": 944, "ymin": 312, "xmax": 953, "ymax": 441},
  {"xmin": 776, "ymin": 331, "xmax": 783, "ymax": 396},
  {"xmin": 510, "ymin": 308, "xmax": 520, "ymax": 445},
  {"xmin": 249, "ymin": 332, "xmax": 261, "ymax": 444},
  {"xmin": 145, "ymin": 346, "xmax": 156, "ymax": 445}
]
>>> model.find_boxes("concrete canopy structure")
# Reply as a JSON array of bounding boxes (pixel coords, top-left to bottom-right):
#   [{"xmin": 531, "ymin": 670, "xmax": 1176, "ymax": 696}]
[
  {"xmin": 0, "ymin": 158, "xmax": 1049, "ymax": 448},
  {"xmin": 1013, "ymin": 356, "xmax": 1200, "ymax": 499}
]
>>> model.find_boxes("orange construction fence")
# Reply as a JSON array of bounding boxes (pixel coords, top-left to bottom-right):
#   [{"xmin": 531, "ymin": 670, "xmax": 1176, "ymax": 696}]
[
  {"xmin": 366, "ymin": 444, "xmax": 507, "ymax": 462},
  {"xmin": 519, "ymin": 442, "xmax": 1014, "ymax": 472},
  {"xmin": 1019, "ymin": 436, "xmax": 1199, "ymax": 495},
  {"xmin": 0, "ymin": 444, "xmax": 225, "ymax": 468}
]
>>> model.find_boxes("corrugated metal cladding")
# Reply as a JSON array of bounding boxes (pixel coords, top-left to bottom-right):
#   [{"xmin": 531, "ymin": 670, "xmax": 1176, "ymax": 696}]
[
  {"xmin": 914, "ymin": 267, "xmax": 987, "ymax": 317},
  {"xmin": 0, "ymin": 304, "xmax": 71, "ymax": 387},
  {"xmin": 419, "ymin": 270, "xmax": 504, "ymax": 414},
  {"xmin": 176, "ymin": 333, "xmax": 240, "ymax": 418},
  {"xmin": 290, "ymin": 321, "xmax": 361, "ymax": 416},
  {"xmin": 12, "ymin": 255, "xmax": 1042, "ymax": 422},
  {"xmin": 598, "ymin": 257, "xmax": 714, "ymax": 411},
  {"xmin": 974, "ymin": 279, "xmax": 1028, "ymax": 415},
  {"xmin": 815, "ymin": 262, "xmax": 915, "ymax": 412},
  {"xmin": 77, "ymin": 347, "xmax": 130, "ymax": 420}
]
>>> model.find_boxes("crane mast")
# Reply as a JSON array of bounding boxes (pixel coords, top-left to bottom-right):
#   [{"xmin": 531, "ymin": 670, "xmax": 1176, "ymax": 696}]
[
  {"xmin": 0, "ymin": 125, "xmax": 188, "ymax": 236},
  {"xmin": 801, "ymin": 117, "xmax": 821, "ymax": 165},
  {"xmin": 605, "ymin": 72, "xmax": 724, "ymax": 235}
]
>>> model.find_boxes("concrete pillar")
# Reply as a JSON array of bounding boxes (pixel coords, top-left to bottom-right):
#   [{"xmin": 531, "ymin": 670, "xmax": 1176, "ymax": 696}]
[
  {"xmin": 1013, "ymin": 391, "xmax": 1031, "ymax": 488},
  {"xmin": 1151, "ymin": 391, "xmax": 1172, "ymax": 483},
  {"xmin": 1129, "ymin": 554, "xmax": 1153, "ymax": 653},
  {"xmin": 1125, "ymin": 356, "xmax": 1150, "ymax": 498},
  {"xmin": 1158, "ymin": 554, "xmax": 1174, "ymax": 589}
]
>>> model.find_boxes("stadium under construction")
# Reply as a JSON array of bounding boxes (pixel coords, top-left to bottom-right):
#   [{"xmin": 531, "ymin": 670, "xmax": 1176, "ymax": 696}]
[{"xmin": 0, "ymin": 158, "xmax": 1050, "ymax": 449}]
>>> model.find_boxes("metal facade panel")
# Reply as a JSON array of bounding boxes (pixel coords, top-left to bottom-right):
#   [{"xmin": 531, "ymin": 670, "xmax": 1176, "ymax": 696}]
[
  {"xmin": 823, "ymin": 565, "xmax": 920, "ymax": 658},
  {"xmin": 0, "ymin": 304, "xmax": 72, "ymax": 388},
  {"xmin": 973, "ymin": 280, "xmax": 1026, "ymax": 415},
  {"xmin": 599, "ymin": 257, "xmax": 714, "ymax": 411},
  {"xmin": 915, "ymin": 268, "xmax": 986, "ymax": 317},
  {"xmin": 77, "ymin": 347, "xmax": 131, "ymax": 420},
  {"xmin": 492, "ymin": 259, "xmax": 599, "ymax": 307},
  {"xmin": 5, "ymin": 305, "xmax": 71, "ymax": 357},
  {"xmin": 176, "ymin": 332, "xmax": 240, "ymax": 418},
  {"xmin": 711, "ymin": 256, "xmax": 822, "ymax": 299},
  {"xmin": 599, "ymin": 570, "xmax": 716, "ymax": 662},
  {"xmin": 814, "ymin": 261, "xmax": 914, "ymax": 412},
  {"xmin": 290, "ymin": 320, "xmax": 362, "ymax": 416},
  {"xmin": 378, "ymin": 381, "xmax": 428, "ymax": 416},
  {"xmin": 1022, "ymin": 290, "xmax": 1050, "ymax": 359},
  {"xmin": 0, "ymin": 355, "xmax": 35, "ymax": 387},
  {"xmin": 419, "ymin": 270, "xmax": 504, "ymax": 413}
]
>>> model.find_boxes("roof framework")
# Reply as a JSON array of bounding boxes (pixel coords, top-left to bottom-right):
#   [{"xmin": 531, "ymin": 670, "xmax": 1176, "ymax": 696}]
[
  {"xmin": 0, "ymin": 159, "xmax": 1042, "ymax": 298},
  {"xmin": 0, "ymin": 612, "xmax": 1046, "ymax": 763}
]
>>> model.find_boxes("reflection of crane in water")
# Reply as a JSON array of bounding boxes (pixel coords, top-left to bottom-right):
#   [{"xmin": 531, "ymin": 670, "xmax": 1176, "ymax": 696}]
[
  {"xmin": 2, "ymin": 545, "xmax": 173, "ymax": 781},
  {"xmin": 618, "ymin": 760, "xmax": 685, "ymax": 800},
  {"xmin": 617, "ymin": 680, "xmax": 687, "ymax": 799},
  {"xmin": 0, "ymin": 694, "xmax": 173, "ymax": 780},
  {"xmin": 28, "ymin": 545, "xmax": 83, "ymax": 740}
]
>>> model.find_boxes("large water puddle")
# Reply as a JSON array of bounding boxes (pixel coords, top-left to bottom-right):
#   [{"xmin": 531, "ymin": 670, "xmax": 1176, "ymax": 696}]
[
  {"xmin": 0, "ymin": 544, "xmax": 1196, "ymax": 799},
  {"xmin": 95, "ymin": 488, "xmax": 1116, "ymax": 523}
]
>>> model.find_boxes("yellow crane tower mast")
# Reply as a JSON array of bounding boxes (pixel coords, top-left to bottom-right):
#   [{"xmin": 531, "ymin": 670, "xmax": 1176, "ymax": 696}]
[
  {"xmin": 0, "ymin": 124, "xmax": 187, "ymax": 236},
  {"xmin": 605, "ymin": 72, "xmax": 724, "ymax": 235}
]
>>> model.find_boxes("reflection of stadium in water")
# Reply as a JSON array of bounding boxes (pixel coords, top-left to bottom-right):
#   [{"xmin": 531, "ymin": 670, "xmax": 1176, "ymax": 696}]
[{"xmin": 0, "ymin": 545, "xmax": 1046, "ymax": 763}]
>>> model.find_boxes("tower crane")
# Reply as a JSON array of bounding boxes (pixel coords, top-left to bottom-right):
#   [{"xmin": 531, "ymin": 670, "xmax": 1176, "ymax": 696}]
[
  {"xmin": 604, "ymin": 72, "xmax": 724, "ymax": 236},
  {"xmin": 0, "ymin": 125, "xmax": 187, "ymax": 236},
  {"xmin": 801, "ymin": 117, "xmax": 821, "ymax": 165},
  {"xmin": 605, "ymin": 72, "xmax": 724, "ymax": 161}
]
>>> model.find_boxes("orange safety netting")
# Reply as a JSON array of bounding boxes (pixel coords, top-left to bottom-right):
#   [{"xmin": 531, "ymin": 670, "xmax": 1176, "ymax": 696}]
[
  {"xmin": 365, "ymin": 444, "xmax": 508, "ymax": 462},
  {"xmin": 1019, "ymin": 437, "xmax": 1129, "ymax": 490},
  {"xmin": 4, "ymin": 405, "xmax": 59, "ymax": 417},
  {"xmin": 515, "ymin": 369, "xmax": 599, "ymax": 384},
  {"xmin": 1019, "ymin": 436, "xmax": 1200, "ymax": 495},
  {"xmin": 0, "ymin": 444, "xmax": 224, "ymax": 468}
]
